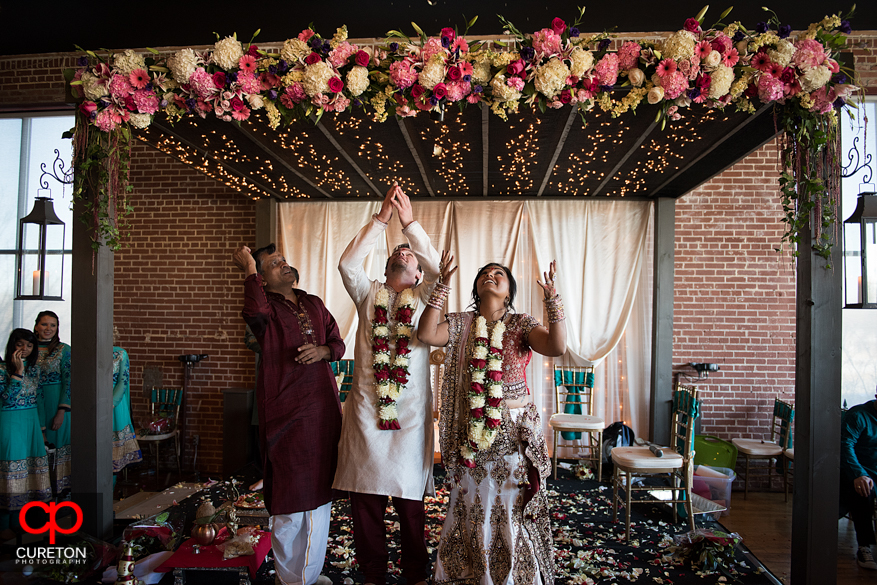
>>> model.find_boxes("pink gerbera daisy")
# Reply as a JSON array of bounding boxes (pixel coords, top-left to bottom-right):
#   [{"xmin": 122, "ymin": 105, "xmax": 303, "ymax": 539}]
[
  {"xmin": 656, "ymin": 59, "xmax": 678, "ymax": 78},
  {"xmin": 129, "ymin": 69, "xmax": 149, "ymax": 89},
  {"xmin": 768, "ymin": 62, "xmax": 784, "ymax": 78},
  {"xmin": 751, "ymin": 52, "xmax": 772, "ymax": 72},
  {"xmin": 694, "ymin": 41, "xmax": 712, "ymax": 59},
  {"xmin": 238, "ymin": 55, "xmax": 257, "ymax": 73},
  {"xmin": 722, "ymin": 48, "xmax": 739, "ymax": 67}
]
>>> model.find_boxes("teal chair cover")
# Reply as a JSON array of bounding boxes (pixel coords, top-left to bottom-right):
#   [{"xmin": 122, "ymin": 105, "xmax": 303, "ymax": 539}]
[
  {"xmin": 554, "ymin": 369, "xmax": 596, "ymax": 440},
  {"xmin": 331, "ymin": 360, "xmax": 355, "ymax": 402},
  {"xmin": 774, "ymin": 399, "xmax": 794, "ymax": 449}
]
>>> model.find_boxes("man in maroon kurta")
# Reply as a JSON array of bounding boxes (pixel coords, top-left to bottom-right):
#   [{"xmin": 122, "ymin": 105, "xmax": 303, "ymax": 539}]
[{"xmin": 233, "ymin": 243, "xmax": 344, "ymax": 585}]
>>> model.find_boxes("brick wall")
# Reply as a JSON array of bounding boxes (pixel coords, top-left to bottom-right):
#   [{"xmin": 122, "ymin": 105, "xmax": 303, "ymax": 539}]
[{"xmin": 115, "ymin": 141, "xmax": 256, "ymax": 474}]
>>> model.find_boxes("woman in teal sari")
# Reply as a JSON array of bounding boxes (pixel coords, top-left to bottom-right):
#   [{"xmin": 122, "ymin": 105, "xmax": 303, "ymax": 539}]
[
  {"xmin": 112, "ymin": 346, "xmax": 141, "ymax": 477},
  {"xmin": 0, "ymin": 328, "xmax": 51, "ymax": 536},
  {"xmin": 34, "ymin": 311, "xmax": 72, "ymax": 496}
]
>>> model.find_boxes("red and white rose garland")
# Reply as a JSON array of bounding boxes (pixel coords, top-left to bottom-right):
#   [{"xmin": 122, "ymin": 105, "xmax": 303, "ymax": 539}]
[
  {"xmin": 460, "ymin": 315, "xmax": 505, "ymax": 468},
  {"xmin": 372, "ymin": 287, "xmax": 415, "ymax": 430}
]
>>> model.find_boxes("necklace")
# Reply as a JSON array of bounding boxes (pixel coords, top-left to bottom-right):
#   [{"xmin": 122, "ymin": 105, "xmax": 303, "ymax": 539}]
[
  {"xmin": 460, "ymin": 314, "xmax": 505, "ymax": 467},
  {"xmin": 372, "ymin": 286, "xmax": 416, "ymax": 430}
]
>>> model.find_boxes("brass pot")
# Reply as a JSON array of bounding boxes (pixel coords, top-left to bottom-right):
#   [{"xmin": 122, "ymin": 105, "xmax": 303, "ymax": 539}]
[{"xmin": 191, "ymin": 523, "xmax": 216, "ymax": 546}]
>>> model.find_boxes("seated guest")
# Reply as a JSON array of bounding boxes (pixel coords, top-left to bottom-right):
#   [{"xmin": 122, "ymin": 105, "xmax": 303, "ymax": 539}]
[
  {"xmin": 0, "ymin": 329, "xmax": 51, "ymax": 539},
  {"xmin": 840, "ymin": 392, "xmax": 877, "ymax": 570}
]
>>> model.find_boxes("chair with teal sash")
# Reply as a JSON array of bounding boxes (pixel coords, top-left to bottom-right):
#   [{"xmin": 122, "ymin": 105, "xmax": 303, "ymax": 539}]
[
  {"xmin": 548, "ymin": 365, "xmax": 604, "ymax": 480},
  {"xmin": 331, "ymin": 360, "xmax": 355, "ymax": 409},
  {"xmin": 136, "ymin": 387, "xmax": 183, "ymax": 478},
  {"xmin": 731, "ymin": 397, "xmax": 794, "ymax": 499}
]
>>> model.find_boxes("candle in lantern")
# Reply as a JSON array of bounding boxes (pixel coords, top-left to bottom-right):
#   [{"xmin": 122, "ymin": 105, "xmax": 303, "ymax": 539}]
[
  {"xmin": 32, "ymin": 270, "xmax": 49, "ymax": 296},
  {"xmin": 858, "ymin": 276, "xmax": 863, "ymax": 304}
]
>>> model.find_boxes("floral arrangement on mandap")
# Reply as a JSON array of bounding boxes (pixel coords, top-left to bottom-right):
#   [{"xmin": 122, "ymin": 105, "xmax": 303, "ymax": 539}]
[{"xmin": 66, "ymin": 6, "xmax": 857, "ymax": 258}]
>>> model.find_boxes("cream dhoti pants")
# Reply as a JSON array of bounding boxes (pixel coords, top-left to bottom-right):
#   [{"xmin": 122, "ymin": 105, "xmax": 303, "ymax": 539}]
[{"xmin": 271, "ymin": 501, "xmax": 331, "ymax": 585}]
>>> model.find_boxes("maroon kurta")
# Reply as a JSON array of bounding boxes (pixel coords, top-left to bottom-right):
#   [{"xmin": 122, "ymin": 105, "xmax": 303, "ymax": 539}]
[{"xmin": 242, "ymin": 274, "xmax": 345, "ymax": 515}]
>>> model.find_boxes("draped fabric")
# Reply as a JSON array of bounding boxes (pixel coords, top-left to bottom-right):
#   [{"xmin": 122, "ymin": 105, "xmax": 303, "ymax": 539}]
[{"xmin": 278, "ymin": 200, "xmax": 653, "ymax": 438}]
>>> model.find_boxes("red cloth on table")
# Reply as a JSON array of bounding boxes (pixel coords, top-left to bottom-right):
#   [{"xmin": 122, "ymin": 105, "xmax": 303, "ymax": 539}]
[
  {"xmin": 242, "ymin": 274, "xmax": 345, "ymax": 515},
  {"xmin": 156, "ymin": 527, "xmax": 272, "ymax": 577}
]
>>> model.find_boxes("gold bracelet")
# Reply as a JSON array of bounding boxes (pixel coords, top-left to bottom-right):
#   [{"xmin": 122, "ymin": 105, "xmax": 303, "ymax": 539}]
[
  {"xmin": 427, "ymin": 283, "xmax": 451, "ymax": 309},
  {"xmin": 544, "ymin": 294, "xmax": 565, "ymax": 324}
]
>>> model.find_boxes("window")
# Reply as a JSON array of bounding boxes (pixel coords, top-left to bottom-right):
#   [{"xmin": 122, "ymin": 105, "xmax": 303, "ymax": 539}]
[
  {"xmin": 842, "ymin": 97, "xmax": 877, "ymax": 408},
  {"xmin": 0, "ymin": 114, "xmax": 74, "ymax": 342}
]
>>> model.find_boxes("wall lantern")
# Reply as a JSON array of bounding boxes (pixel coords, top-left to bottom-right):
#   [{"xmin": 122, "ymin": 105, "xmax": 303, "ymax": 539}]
[
  {"xmin": 843, "ymin": 191, "xmax": 877, "ymax": 309},
  {"xmin": 15, "ymin": 191, "xmax": 65, "ymax": 301}
]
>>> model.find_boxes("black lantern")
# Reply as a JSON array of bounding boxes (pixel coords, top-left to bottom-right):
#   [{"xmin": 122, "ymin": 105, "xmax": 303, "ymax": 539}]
[
  {"xmin": 844, "ymin": 191, "xmax": 877, "ymax": 309},
  {"xmin": 15, "ymin": 193, "xmax": 65, "ymax": 300}
]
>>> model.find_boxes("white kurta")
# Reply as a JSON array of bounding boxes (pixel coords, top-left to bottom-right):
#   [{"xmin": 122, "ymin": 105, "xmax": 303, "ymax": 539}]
[{"xmin": 333, "ymin": 216, "xmax": 440, "ymax": 500}]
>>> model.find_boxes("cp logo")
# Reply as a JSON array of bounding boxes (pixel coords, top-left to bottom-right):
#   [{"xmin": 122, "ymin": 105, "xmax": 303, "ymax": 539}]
[{"xmin": 20, "ymin": 501, "xmax": 83, "ymax": 544}]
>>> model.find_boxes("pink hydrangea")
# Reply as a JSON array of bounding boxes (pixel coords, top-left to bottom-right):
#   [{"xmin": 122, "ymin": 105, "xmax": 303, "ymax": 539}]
[
  {"xmin": 133, "ymin": 89, "xmax": 159, "ymax": 114},
  {"xmin": 507, "ymin": 76, "xmax": 525, "ymax": 91},
  {"xmin": 445, "ymin": 80, "xmax": 471, "ymax": 102},
  {"xmin": 238, "ymin": 73, "xmax": 262, "ymax": 94},
  {"xmin": 108, "ymin": 74, "xmax": 133, "ymax": 99},
  {"xmin": 532, "ymin": 28, "xmax": 562, "ymax": 55},
  {"xmin": 594, "ymin": 53, "xmax": 619, "ymax": 86},
  {"xmin": 757, "ymin": 74, "xmax": 785, "ymax": 102},
  {"xmin": 617, "ymin": 41, "xmax": 642, "ymax": 70},
  {"xmin": 94, "ymin": 109, "xmax": 118, "ymax": 132},
  {"xmin": 808, "ymin": 86, "xmax": 835, "ymax": 113},
  {"xmin": 661, "ymin": 71, "xmax": 689, "ymax": 99},
  {"xmin": 793, "ymin": 39, "xmax": 827, "ymax": 70},
  {"xmin": 330, "ymin": 42, "xmax": 359, "ymax": 68},
  {"xmin": 332, "ymin": 95, "xmax": 351, "ymax": 112},
  {"xmin": 389, "ymin": 60, "xmax": 418, "ymax": 89},
  {"xmin": 711, "ymin": 34, "xmax": 732, "ymax": 54},
  {"xmin": 421, "ymin": 38, "xmax": 446, "ymax": 62},
  {"xmin": 189, "ymin": 68, "xmax": 217, "ymax": 98}
]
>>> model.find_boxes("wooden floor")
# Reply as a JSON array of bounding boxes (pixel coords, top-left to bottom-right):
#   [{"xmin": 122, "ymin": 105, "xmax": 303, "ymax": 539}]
[{"xmin": 721, "ymin": 490, "xmax": 871, "ymax": 583}]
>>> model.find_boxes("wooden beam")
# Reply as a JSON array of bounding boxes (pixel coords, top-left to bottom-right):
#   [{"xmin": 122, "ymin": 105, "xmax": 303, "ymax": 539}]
[
  {"xmin": 482, "ymin": 106, "xmax": 489, "ymax": 196},
  {"xmin": 313, "ymin": 116, "xmax": 384, "ymax": 197},
  {"xmin": 536, "ymin": 108, "xmax": 579, "ymax": 196},
  {"xmin": 255, "ymin": 198, "xmax": 278, "ymax": 249},
  {"xmin": 70, "ymin": 172, "xmax": 114, "ymax": 539},
  {"xmin": 397, "ymin": 117, "xmax": 438, "ymax": 197},
  {"xmin": 650, "ymin": 197, "xmax": 675, "ymax": 444},
  {"xmin": 591, "ymin": 119, "xmax": 659, "ymax": 197},
  {"xmin": 150, "ymin": 120, "xmax": 285, "ymax": 200},
  {"xmin": 791, "ymin": 222, "xmax": 841, "ymax": 584},
  {"xmin": 230, "ymin": 122, "xmax": 335, "ymax": 199}
]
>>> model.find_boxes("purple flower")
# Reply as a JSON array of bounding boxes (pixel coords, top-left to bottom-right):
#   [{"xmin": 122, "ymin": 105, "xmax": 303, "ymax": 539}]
[
  {"xmin": 834, "ymin": 97, "xmax": 846, "ymax": 109},
  {"xmin": 520, "ymin": 46, "xmax": 535, "ymax": 61},
  {"xmin": 778, "ymin": 24, "xmax": 792, "ymax": 39},
  {"xmin": 441, "ymin": 36, "xmax": 451, "ymax": 48},
  {"xmin": 462, "ymin": 74, "xmax": 471, "ymax": 82},
  {"xmin": 227, "ymin": 72, "xmax": 238, "ymax": 83},
  {"xmin": 755, "ymin": 21, "xmax": 769, "ymax": 34},
  {"xmin": 840, "ymin": 20, "xmax": 852, "ymax": 34},
  {"xmin": 160, "ymin": 99, "xmax": 168, "ymax": 107},
  {"xmin": 278, "ymin": 60, "xmax": 289, "ymax": 73},
  {"xmin": 429, "ymin": 95, "xmax": 439, "ymax": 106},
  {"xmin": 688, "ymin": 86, "xmax": 701, "ymax": 100},
  {"xmin": 185, "ymin": 98, "xmax": 197, "ymax": 109},
  {"xmin": 322, "ymin": 41, "xmax": 331, "ymax": 53},
  {"xmin": 598, "ymin": 38, "xmax": 611, "ymax": 51},
  {"xmin": 733, "ymin": 31, "xmax": 745, "ymax": 42},
  {"xmin": 473, "ymin": 85, "xmax": 483, "ymax": 94},
  {"xmin": 390, "ymin": 42, "xmax": 399, "ymax": 52},
  {"xmin": 267, "ymin": 89, "xmax": 278, "ymax": 100},
  {"xmin": 833, "ymin": 72, "xmax": 848, "ymax": 84},
  {"xmin": 268, "ymin": 64, "xmax": 277, "ymax": 75},
  {"xmin": 145, "ymin": 82, "xmax": 154, "ymax": 91},
  {"xmin": 309, "ymin": 37, "xmax": 322, "ymax": 49},
  {"xmin": 570, "ymin": 27, "xmax": 580, "ymax": 37},
  {"xmin": 77, "ymin": 56, "xmax": 88, "ymax": 67}
]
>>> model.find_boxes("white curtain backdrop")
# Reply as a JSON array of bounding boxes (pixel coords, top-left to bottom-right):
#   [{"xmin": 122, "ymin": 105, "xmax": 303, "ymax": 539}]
[{"xmin": 278, "ymin": 199, "xmax": 654, "ymax": 446}]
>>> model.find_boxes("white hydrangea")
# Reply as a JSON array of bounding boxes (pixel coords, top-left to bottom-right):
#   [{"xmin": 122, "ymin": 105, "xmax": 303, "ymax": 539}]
[
  {"xmin": 128, "ymin": 113, "xmax": 152, "ymax": 129},
  {"xmin": 373, "ymin": 325, "xmax": 390, "ymax": 338},
  {"xmin": 281, "ymin": 39, "xmax": 311, "ymax": 64},
  {"xmin": 168, "ymin": 48, "xmax": 199, "ymax": 84},
  {"xmin": 534, "ymin": 57, "xmax": 570, "ymax": 98},
  {"xmin": 303, "ymin": 61, "xmax": 334, "ymax": 96},
  {"xmin": 213, "ymin": 36, "xmax": 244, "ymax": 70},
  {"xmin": 376, "ymin": 382, "xmax": 391, "ymax": 398},
  {"xmin": 473, "ymin": 345, "xmax": 488, "ymax": 359},
  {"xmin": 768, "ymin": 39, "xmax": 795, "ymax": 68},
  {"xmin": 386, "ymin": 384, "xmax": 401, "ymax": 400},
  {"xmin": 487, "ymin": 384, "xmax": 503, "ymax": 398},
  {"xmin": 393, "ymin": 355, "xmax": 409, "ymax": 368},
  {"xmin": 800, "ymin": 65, "xmax": 831, "ymax": 92},
  {"xmin": 709, "ymin": 65, "xmax": 735, "ymax": 99},
  {"xmin": 374, "ymin": 353, "xmax": 390, "ymax": 365},
  {"xmin": 399, "ymin": 288, "xmax": 416, "ymax": 307},
  {"xmin": 346, "ymin": 66, "xmax": 370, "ymax": 96},
  {"xmin": 470, "ymin": 395, "xmax": 486, "ymax": 409},
  {"xmin": 660, "ymin": 30, "xmax": 696, "ymax": 61},
  {"xmin": 397, "ymin": 324, "xmax": 413, "ymax": 338},
  {"xmin": 490, "ymin": 73, "xmax": 522, "ymax": 102},
  {"xmin": 81, "ymin": 71, "xmax": 108, "ymax": 101},
  {"xmin": 471, "ymin": 370, "xmax": 486, "ymax": 383},
  {"xmin": 472, "ymin": 429, "xmax": 493, "ymax": 450},
  {"xmin": 487, "ymin": 359, "xmax": 502, "ymax": 372},
  {"xmin": 569, "ymin": 46, "xmax": 595, "ymax": 78},
  {"xmin": 419, "ymin": 55, "xmax": 446, "ymax": 90},
  {"xmin": 471, "ymin": 55, "xmax": 492, "ymax": 85},
  {"xmin": 378, "ymin": 403, "xmax": 398, "ymax": 421},
  {"xmin": 113, "ymin": 49, "xmax": 146, "ymax": 75},
  {"xmin": 485, "ymin": 407, "xmax": 501, "ymax": 419}
]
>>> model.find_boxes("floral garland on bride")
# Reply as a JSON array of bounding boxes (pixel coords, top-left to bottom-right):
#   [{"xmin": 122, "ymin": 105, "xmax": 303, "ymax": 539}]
[
  {"xmin": 372, "ymin": 287, "xmax": 415, "ymax": 430},
  {"xmin": 460, "ymin": 315, "xmax": 505, "ymax": 468}
]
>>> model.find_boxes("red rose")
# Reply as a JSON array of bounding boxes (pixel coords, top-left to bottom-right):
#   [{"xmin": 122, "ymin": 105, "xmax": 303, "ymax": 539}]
[
  {"xmin": 780, "ymin": 67, "xmax": 796, "ymax": 83},
  {"xmin": 397, "ymin": 307, "xmax": 413, "ymax": 322},
  {"xmin": 447, "ymin": 66, "xmax": 462, "ymax": 81},
  {"xmin": 487, "ymin": 397, "xmax": 502, "ymax": 408},
  {"xmin": 470, "ymin": 382, "xmax": 485, "ymax": 394},
  {"xmin": 684, "ymin": 18, "xmax": 701, "ymax": 33},
  {"xmin": 441, "ymin": 27, "xmax": 456, "ymax": 41},
  {"xmin": 411, "ymin": 84, "xmax": 424, "ymax": 99},
  {"xmin": 247, "ymin": 45, "xmax": 260, "ymax": 57},
  {"xmin": 488, "ymin": 346, "xmax": 502, "ymax": 356},
  {"xmin": 124, "ymin": 95, "xmax": 136, "ymax": 111},
  {"xmin": 486, "ymin": 417, "xmax": 501, "ymax": 429},
  {"xmin": 471, "ymin": 359, "xmax": 487, "ymax": 370},
  {"xmin": 231, "ymin": 96, "xmax": 244, "ymax": 111},
  {"xmin": 560, "ymin": 89, "xmax": 572, "ymax": 104},
  {"xmin": 710, "ymin": 39, "xmax": 724, "ymax": 54},
  {"xmin": 373, "ymin": 339, "xmax": 389, "ymax": 352},
  {"xmin": 79, "ymin": 101, "xmax": 97, "ymax": 118},
  {"xmin": 470, "ymin": 407, "xmax": 484, "ymax": 419},
  {"xmin": 213, "ymin": 72, "xmax": 227, "ymax": 87},
  {"xmin": 432, "ymin": 83, "xmax": 448, "ymax": 100},
  {"xmin": 328, "ymin": 77, "xmax": 344, "ymax": 93},
  {"xmin": 396, "ymin": 337, "xmax": 409, "ymax": 350},
  {"xmin": 551, "ymin": 18, "xmax": 566, "ymax": 35},
  {"xmin": 744, "ymin": 83, "xmax": 758, "ymax": 98},
  {"xmin": 305, "ymin": 52, "xmax": 322, "ymax": 65},
  {"xmin": 507, "ymin": 60, "xmax": 525, "ymax": 77},
  {"xmin": 375, "ymin": 369, "xmax": 390, "ymax": 381},
  {"xmin": 461, "ymin": 457, "xmax": 476, "ymax": 468},
  {"xmin": 487, "ymin": 370, "xmax": 502, "ymax": 382},
  {"xmin": 355, "ymin": 50, "xmax": 370, "ymax": 67}
]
